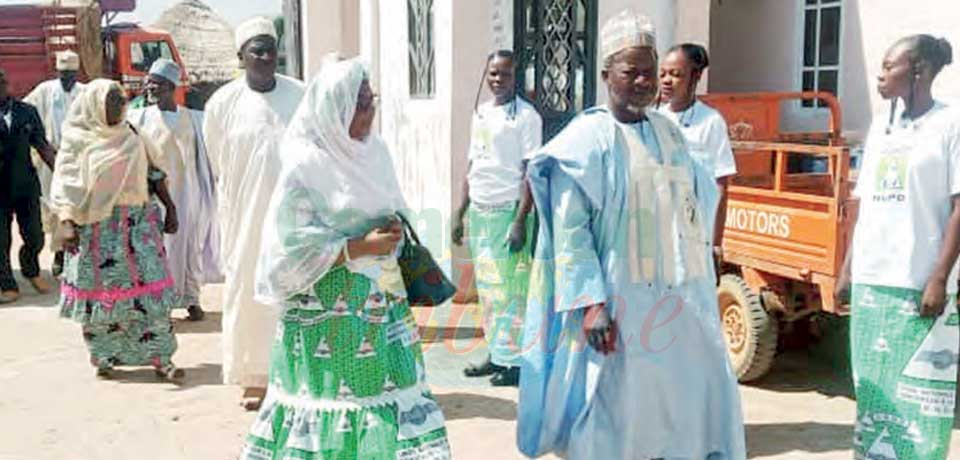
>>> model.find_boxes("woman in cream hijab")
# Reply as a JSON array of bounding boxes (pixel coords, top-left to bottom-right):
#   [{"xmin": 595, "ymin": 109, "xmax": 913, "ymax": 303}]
[
  {"xmin": 240, "ymin": 58, "xmax": 451, "ymax": 460},
  {"xmin": 51, "ymin": 79, "xmax": 183, "ymax": 381}
]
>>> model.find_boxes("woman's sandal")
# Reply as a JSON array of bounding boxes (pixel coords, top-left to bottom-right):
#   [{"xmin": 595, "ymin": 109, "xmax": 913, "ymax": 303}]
[
  {"xmin": 186, "ymin": 305, "xmax": 205, "ymax": 322},
  {"xmin": 240, "ymin": 387, "xmax": 267, "ymax": 411},
  {"xmin": 95, "ymin": 367, "xmax": 113, "ymax": 380},
  {"xmin": 155, "ymin": 364, "xmax": 185, "ymax": 381}
]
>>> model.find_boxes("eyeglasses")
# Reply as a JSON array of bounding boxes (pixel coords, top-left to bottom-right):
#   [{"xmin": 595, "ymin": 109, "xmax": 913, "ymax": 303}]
[{"xmin": 357, "ymin": 92, "xmax": 379, "ymax": 112}]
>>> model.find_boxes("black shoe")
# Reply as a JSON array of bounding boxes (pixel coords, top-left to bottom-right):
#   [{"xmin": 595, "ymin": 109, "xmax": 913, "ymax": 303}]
[
  {"xmin": 490, "ymin": 366, "xmax": 520, "ymax": 387},
  {"xmin": 463, "ymin": 356, "xmax": 504, "ymax": 377},
  {"xmin": 52, "ymin": 251, "xmax": 64, "ymax": 278},
  {"xmin": 187, "ymin": 305, "xmax": 205, "ymax": 321},
  {"xmin": 95, "ymin": 367, "xmax": 113, "ymax": 380}
]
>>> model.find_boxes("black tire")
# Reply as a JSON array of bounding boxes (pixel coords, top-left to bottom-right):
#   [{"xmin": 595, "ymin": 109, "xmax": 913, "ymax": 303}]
[{"xmin": 717, "ymin": 274, "xmax": 778, "ymax": 382}]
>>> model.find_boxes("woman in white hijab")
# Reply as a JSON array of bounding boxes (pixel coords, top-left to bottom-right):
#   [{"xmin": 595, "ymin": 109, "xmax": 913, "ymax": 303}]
[
  {"xmin": 241, "ymin": 59, "xmax": 451, "ymax": 460},
  {"xmin": 51, "ymin": 79, "xmax": 183, "ymax": 381}
]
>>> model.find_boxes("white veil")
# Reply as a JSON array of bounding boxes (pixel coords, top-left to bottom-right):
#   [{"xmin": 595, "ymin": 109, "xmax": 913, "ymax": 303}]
[{"xmin": 254, "ymin": 58, "xmax": 407, "ymax": 304}]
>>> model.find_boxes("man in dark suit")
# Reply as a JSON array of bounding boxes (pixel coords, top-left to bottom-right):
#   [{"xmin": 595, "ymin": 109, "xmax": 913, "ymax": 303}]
[{"xmin": 0, "ymin": 69, "xmax": 57, "ymax": 303}]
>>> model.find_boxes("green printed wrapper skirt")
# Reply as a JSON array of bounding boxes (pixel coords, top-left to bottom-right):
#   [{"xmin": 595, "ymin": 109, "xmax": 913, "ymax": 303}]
[
  {"xmin": 467, "ymin": 204, "xmax": 532, "ymax": 367},
  {"xmin": 851, "ymin": 284, "xmax": 959, "ymax": 460},
  {"xmin": 241, "ymin": 266, "xmax": 451, "ymax": 460},
  {"xmin": 59, "ymin": 204, "xmax": 178, "ymax": 370}
]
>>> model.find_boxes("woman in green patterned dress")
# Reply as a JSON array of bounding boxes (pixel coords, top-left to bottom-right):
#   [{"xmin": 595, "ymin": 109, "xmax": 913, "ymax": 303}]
[
  {"xmin": 836, "ymin": 35, "xmax": 960, "ymax": 459},
  {"xmin": 240, "ymin": 58, "xmax": 451, "ymax": 460},
  {"xmin": 50, "ymin": 79, "xmax": 183, "ymax": 380},
  {"xmin": 451, "ymin": 50, "xmax": 541, "ymax": 387}
]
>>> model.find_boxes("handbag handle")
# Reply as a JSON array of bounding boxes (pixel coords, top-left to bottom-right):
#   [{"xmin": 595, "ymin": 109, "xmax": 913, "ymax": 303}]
[{"xmin": 395, "ymin": 212, "xmax": 422, "ymax": 246}]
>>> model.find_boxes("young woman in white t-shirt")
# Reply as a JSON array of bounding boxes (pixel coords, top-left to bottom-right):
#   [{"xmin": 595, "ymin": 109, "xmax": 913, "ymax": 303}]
[
  {"xmin": 658, "ymin": 44, "xmax": 736, "ymax": 275},
  {"xmin": 451, "ymin": 50, "xmax": 543, "ymax": 387},
  {"xmin": 835, "ymin": 35, "xmax": 960, "ymax": 460}
]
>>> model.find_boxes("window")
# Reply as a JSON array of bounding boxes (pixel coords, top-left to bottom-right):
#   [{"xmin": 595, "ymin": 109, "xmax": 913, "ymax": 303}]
[
  {"xmin": 408, "ymin": 0, "xmax": 435, "ymax": 98},
  {"xmin": 130, "ymin": 40, "xmax": 174, "ymax": 73},
  {"xmin": 801, "ymin": 0, "xmax": 841, "ymax": 108}
]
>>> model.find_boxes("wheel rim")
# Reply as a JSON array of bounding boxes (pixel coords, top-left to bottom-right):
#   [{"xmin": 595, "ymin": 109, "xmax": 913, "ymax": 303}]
[{"xmin": 720, "ymin": 296, "xmax": 747, "ymax": 353}]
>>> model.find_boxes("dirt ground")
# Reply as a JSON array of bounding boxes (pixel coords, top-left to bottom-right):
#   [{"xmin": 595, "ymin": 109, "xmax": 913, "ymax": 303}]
[{"xmin": 1, "ymin": 245, "xmax": 958, "ymax": 460}]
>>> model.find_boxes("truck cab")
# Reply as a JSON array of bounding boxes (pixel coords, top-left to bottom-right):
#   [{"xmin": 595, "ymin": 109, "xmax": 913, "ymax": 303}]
[
  {"xmin": 0, "ymin": 4, "xmax": 188, "ymax": 107},
  {"xmin": 103, "ymin": 23, "xmax": 187, "ymax": 105}
]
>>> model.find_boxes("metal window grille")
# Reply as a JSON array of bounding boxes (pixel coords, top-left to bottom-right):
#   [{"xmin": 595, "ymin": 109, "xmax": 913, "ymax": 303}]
[
  {"xmin": 801, "ymin": 0, "xmax": 842, "ymax": 108},
  {"xmin": 408, "ymin": 0, "xmax": 435, "ymax": 98}
]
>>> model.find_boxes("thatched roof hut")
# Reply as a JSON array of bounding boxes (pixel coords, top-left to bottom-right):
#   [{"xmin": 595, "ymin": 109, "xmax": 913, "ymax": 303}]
[{"xmin": 152, "ymin": 0, "xmax": 237, "ymax": 85}]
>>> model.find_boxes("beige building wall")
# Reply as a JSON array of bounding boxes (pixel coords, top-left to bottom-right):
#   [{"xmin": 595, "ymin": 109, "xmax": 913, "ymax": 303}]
[
  {"xmin": 674, "ymin": 0, "xmax": 713, "ymax": 92},
  {"xmin": 450, "ymin": 2, "xmax": 496, "ymax": 288},
  {"xmin": 300, "ymin": 0, "xmax": 360, "ymax": 79},
  {"xmin": 709, "ymin": 0, "xmax": 960, "ymax": 142},
  {"xmin": 709, "ymin": 0, "xmax": 796, "ymax": 94},
  {"xmin": 848, "ymin": 0, "xmax": 960, "ymax": 140},
  {"xmin": 675, "ymin": 0, "xmax": 711, "ymax": 45}
]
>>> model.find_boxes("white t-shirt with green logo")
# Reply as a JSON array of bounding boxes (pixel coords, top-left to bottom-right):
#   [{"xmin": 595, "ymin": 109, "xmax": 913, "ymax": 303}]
[
  {"xmin": 852, "ymin": 101, "xmax": 960, "ymax": 292},
  {"xmin": 467, "ymin": 98, "xmax": 543, "ymax": 206}
]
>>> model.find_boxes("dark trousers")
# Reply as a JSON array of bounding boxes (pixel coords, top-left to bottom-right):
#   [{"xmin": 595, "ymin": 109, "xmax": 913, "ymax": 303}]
[{"xmin": 0, "ymin": 194, "xmax": 43, "ymax": 291}]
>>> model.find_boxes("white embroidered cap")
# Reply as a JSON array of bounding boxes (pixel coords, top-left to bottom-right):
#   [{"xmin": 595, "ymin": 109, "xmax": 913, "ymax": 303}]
[
  {"xmin": 56, "ymin": 50, "xmax": 80, "ymax": 71},
  {"xmin": 235, "ymin": 16, "xmax": 278, "ymax": 51},
  {"xmin": 148, "ymin": 58, "xmax": 181, "ymax": 86},
  {"xmin": 600, "ymin": 10, "xmax": 657, "ymax": 61}
]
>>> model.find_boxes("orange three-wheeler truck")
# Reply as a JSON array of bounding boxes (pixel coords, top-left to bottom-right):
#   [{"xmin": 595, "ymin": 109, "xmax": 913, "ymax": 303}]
[{"xmin": 701, "ymin": 92, "xmax": 858, "ymax": 382}]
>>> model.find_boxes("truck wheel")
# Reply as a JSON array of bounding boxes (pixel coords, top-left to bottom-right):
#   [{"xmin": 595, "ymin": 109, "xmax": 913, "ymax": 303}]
[{"xmin": 717, "ymin": 274, "xmax": 778, "ymax": 382}]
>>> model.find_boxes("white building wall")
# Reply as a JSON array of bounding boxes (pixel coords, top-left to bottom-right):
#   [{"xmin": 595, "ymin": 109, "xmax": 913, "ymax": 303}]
[
  {"xmin": 490, "ymin": 0, "xmax": 513, "ymax": 50},
  {"xmin": 359, "ymin": 0, "xmax": 379, "ymax": 81},
  {"xmin": 377, "ymin": 0, "xmax": 454, "ymax": 272}
]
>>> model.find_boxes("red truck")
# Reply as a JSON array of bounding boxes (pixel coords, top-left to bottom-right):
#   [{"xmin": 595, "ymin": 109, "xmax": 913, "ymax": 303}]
[{"xmin": 0, "ymin": 1, "xmax": 187, "ymax": 104}]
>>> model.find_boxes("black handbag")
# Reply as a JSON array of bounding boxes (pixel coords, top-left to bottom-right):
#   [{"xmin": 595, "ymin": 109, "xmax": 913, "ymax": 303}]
[{"xmin": 396, "ymin": 212, "xmax": 456, "ymax": 307}]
